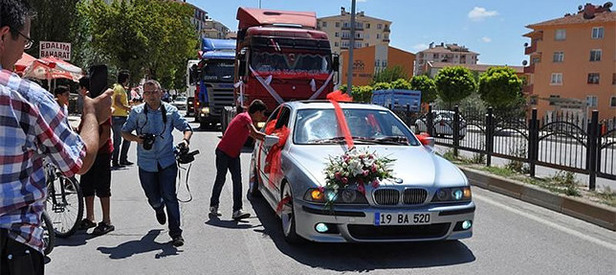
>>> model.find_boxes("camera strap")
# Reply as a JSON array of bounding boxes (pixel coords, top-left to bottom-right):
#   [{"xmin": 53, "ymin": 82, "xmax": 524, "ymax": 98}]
[
  {"xmin": 139, "ymin": 103, "xmax": 167, "ymax": 136},
  {"xmin": 176, "ymin": 162, "xmax": 193, "ymax": 203}
]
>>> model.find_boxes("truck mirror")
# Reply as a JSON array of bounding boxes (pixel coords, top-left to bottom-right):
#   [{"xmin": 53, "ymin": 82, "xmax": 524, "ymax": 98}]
[
  {"xmin": 238, "ymin": 59, "xmax": 246, "ymax": 77},
  {"xmin": 332, "ymin": 55, "xmax": 340, "ymax": 71},
  {"xmin": 189, "ymin": 64, "xmax": 199, "ymax": 85}
]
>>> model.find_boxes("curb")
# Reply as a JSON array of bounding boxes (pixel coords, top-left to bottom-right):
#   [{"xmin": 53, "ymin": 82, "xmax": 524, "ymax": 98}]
[{"xmin": 460, "ymin": 166, "xmax": 616, "ymax": 231}]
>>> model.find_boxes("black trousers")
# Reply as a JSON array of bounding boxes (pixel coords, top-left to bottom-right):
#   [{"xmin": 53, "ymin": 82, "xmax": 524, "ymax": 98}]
[{"xmin": 0, "ymin": 229, "xmax": 44, "ymax": 275}]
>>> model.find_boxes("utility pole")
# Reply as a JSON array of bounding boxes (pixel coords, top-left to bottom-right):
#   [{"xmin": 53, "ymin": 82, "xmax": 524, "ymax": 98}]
[
  {"xmin": 259, "ymin": 0, "xmax": 261, "ymax": 8},
  {"xmin": 346, "ymin": 0, "xmax": 356, "ymax": 93}
]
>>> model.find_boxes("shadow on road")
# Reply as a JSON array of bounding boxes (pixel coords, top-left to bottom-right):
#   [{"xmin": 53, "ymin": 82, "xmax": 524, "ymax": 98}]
[
  {"xmin": 96, "ymin": 229, "xmax": 180, "ymax": 259},
  {"xmin": 205, "ymin": 215, "xmax": 260, "ymax": 230},
  {"xmin": 247, "ymin": 194, "xmax": 476, "ymax": 272}
]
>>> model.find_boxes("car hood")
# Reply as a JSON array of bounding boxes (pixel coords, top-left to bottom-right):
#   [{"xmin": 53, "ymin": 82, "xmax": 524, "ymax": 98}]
[{"xmin": 286, "ymin": 144, "xmax": 467, "ymax": 188}]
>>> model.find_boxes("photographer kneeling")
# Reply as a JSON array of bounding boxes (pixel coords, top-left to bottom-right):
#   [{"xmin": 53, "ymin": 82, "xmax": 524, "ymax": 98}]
[{"xmin": 121, "ymin": 80, "xmax": 192, "ymax": 247}]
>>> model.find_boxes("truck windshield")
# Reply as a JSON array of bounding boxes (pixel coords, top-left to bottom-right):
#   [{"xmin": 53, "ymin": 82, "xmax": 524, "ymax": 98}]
[
  {"xmin": 251, "ymin": 51, "xmax": 332, "ymax": 74},
  {"xmin": 201, "ymin": 60, "xmax": 234, "ymax": 82}
]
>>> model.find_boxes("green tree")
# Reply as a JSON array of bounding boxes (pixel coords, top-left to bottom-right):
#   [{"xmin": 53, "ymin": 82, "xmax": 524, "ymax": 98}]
[
  {"xmin": 478, "ymin": 66, "xmax": 524, "ymax": 109},
  {"xmin": 78, "ymin": 0, "xmax": 197, "ymax": 87},
  {"xmin": 434, "ymin": 66, "xmax": 477, "ymax": 108},
  {"xmin": 390, "ymin": 78, "xmax": 411, "ymax": 90},
  {"xmin": 350, "ymin": 85, "xmax": 374, "ymax": 103},
  {"xmin": 372, "ymin": 65, "xmax": 407, "ymax": 84},
  {"xmin": 27, "ymin": 0, "xmax": 80, "ymax": 57},
  {"xmin": 409, "ymin": 75, "xmax": 437, "ymax": 103},
  {"xmin": 372, "ymin": 82, "xmax": 392, "ymax": 91}
]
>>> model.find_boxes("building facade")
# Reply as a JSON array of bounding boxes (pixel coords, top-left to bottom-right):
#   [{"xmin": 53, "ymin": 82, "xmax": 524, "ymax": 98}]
[
  {"xmin": 415, "ymin": 42, "xmax": 479, "ymax": 76},
  {"xmin": 340, "ymin": 45, "xmax": 415, "ymax": 86},
  {"xmin": 523, "ymin": 3, "xmax": 615, "ymax": 120},
  {"xmin": 317, "ymin": 7, "xmax": 392, "ymax": 54},
  {"xmin": 202, "ymin": 19, "xmax": 231, "ymax": 39}
]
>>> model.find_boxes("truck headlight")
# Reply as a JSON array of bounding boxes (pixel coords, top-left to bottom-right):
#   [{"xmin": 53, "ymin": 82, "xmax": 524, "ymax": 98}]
[
  {"xmin": 201, "ymin": 107, "xmax": 210, "ymax": 114},
  {"xmin": 431, "ymin": 187, "xmax": 472, "ymax": 202}
]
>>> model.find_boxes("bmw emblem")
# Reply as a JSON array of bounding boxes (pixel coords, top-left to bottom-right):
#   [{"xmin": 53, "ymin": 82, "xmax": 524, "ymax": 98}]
[{"xmin": 395, "ymin": 178, "xmax": 403, "ymax": 184}]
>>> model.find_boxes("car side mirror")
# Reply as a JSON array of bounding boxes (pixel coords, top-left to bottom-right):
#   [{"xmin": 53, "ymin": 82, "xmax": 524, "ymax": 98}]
[
  {"xmin": 264, "ymin": 135, "xmax": 280, "ymax": 148},
  {"xmin": 416, "ymin": 133, "xmax": 434, "ymax": 149}
]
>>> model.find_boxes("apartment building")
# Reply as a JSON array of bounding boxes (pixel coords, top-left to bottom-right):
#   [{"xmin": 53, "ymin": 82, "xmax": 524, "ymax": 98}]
[
  {"xmin": 524, "ymin": 3, "xmax": 615, "ymax": 120},
  {"xmin": 202, "ymin": 19, "xmax": 232, "ymax": 39},
  {"xmin": 340, "ymin": 45, "xmax": 415, "ymax": 86},
  {"xmin": 415, "ymin": 42, "xmax": 479, "ymax": 76},
  {"xmin": 317, "ymin": 7, "xmax": 392, "ymax": 54}
]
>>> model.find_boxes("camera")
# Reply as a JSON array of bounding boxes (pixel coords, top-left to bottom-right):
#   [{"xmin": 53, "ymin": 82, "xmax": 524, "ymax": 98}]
[
  {"xmin": 175, "ymin": 142, "xmax": 199, "ymax": 164},
  {"xmin": 141, "ymin": 134, "xmax": 156, "ymax": 150}
]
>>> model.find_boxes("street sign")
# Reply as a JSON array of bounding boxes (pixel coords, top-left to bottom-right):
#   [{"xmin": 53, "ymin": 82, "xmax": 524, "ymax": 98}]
[{"xmin": 39, "ymin": 41, "xmax": 71, "ymax": 60}]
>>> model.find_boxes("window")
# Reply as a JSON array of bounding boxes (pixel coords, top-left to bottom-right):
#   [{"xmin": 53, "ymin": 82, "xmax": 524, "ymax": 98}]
[
  {"xmin": 376, "ymin": 33, "xmax": 380, "ymax": 39},
  {"xmin": 377, "ymin": 24, "xmax": 382, "ymax": 29},
  {"xmin": 586, "ymin": 95, "xmax": 598, "ymax": 107},
  {"xmin": 591, "ymin": 27, "xmax": 604, "ymax": 39},
  {"xmin": 433, "ymin": 53, "xmax": 439, "ymax": 59},
  {"xmin": 611, "ymin": 96, "xmax": 616, "ymax": 107},
  {"xmin": 366, "ymin": 23, "xmax": 370, "ymax": 29},
  {"xmin": 335, "ymin": 22, "xmax": 340, "ymax": 28},
  {"xmin": 590, "ymin": 49, "xmax": 602, "ymax": 61},
  {"xmin": 588, "ymin": 73, "xmax": 600, "ymax": 84},
  {"xmin": 553, "ymin": 52, "xmax": 564, "ymax": 63},
  {"xmin": 355, "ymin": 32, "xmax": 361, "ymax": 38},
  {"xmin": 335, "ymin": 32, "xmax": 339, "ymax": 37},
  {"xmin": 549, "ymin": 94, "xmax": 560, "ymax": 105},
  {"xmin": 342, "ymin": 32, "xmax": 350, "ymax": 38},
  {"xmin": 365, "ymin": 43, "xmax": 369, "ymax": 47},
  {"xmin": 355, "ymin": 42, "xmax": 362, "ymax": 48},
  {"xmin": 334, "ymin": 42, "xmax": 339, "ymax": 47},
  {"xmin": 322, "ymin": 21, "xmax": 327, "ymax": 27},
  {"xmin": 555, "ymin": 29, "xmax": 566, "ymax": 40},
  {"xmin": 384, "ymin": 34, "xmax": 389, "ymax": 39},
  {"xmin": 550, "ymin": 73, "xmax": 563, "ymax": 85},
  {"xmin": 529, "ymin": 96, "xmax": 538, "ymax": 105},
  {"xmin": 343, "ymin": 22, "xmax": 349, "ymax": 28},
  {"xmin": 613, "ymin": 73, "xmax": 616, "ymax": 85},
  {"xmin": 375, "ymin": 60, "xmax": 380, "ymax": 67}
]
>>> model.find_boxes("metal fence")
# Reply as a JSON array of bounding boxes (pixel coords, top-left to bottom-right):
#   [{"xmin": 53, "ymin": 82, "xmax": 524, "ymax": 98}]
[{"xmin": 412, "ymin": 106, "xmax": 615, "ymax": 190}]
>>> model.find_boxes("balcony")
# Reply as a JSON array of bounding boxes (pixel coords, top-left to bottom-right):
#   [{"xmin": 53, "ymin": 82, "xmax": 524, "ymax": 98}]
[
  {"xmin": 523, "ymin": 84, "xmax": 534, "ymax": 95},
  {"xmin": 523, "ymin": 63, "xmax": 535, "ymax": 74},
  {"xmin": 383, "ymin": 39, "xmax": 390, "ymax": 42},
  {"xmin": 383, "ymin": 27, "xmax": 391, "ymax": 33},
  {"xmin": 524, "ymin": 43, "xmax": 537, "ymax": 55}
]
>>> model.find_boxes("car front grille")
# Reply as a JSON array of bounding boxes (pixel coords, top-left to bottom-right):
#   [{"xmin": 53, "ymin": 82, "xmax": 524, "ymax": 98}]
[
  {"xmin": 347, "ymin": 223, "xmax": 451, "ymax": 240},
  {"xmin": 373, "ymin": 189, "xmax": 400, "ymax": 205},
  {"xmin": 403, "ymin": 189, "xmax": 428, "ymax": 205}
]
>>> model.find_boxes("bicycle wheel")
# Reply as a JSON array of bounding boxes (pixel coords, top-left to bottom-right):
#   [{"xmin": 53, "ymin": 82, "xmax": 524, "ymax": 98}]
[
  {"xmin": 47, "ymin": 174, "xmax": 83, "ymax": 238},
  {"xmin": 42, "ymin": 211, "xmax": 55, "ymax": 256}
]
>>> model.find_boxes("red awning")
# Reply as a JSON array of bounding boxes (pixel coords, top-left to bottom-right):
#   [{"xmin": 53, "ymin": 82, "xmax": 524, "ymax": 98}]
[
  {"xmin": 24, "ymin": 56, "xmax": 84, "ymax": 82},
  {"xmin": 14, "ymin": 52, "xmax": 36, "ymax": 74},
  {"xmin": 236, "ymin": 7, "xmax": 316, "ymax": 30}
]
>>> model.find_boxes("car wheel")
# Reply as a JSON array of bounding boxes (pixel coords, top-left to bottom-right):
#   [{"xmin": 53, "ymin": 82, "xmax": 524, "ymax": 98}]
[{"xmin": 281, "ymin": 183, "xmax": 301, "ymax": 243}]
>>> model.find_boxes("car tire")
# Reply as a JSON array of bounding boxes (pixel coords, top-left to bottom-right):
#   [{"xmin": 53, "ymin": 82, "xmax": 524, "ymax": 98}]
[{"xmin": 281, "ymin": 183, "xmax": 302, "ymax": 244}]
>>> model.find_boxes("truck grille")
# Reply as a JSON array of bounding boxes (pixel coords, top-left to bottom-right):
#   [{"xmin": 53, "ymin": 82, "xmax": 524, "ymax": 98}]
[
  {"xmin": 373, "ymin": 189, "xmax": 399, "ymax": 205},
  {"xmin": 403, "ymin": 189, "xmax": 427, "ymax": 205}
]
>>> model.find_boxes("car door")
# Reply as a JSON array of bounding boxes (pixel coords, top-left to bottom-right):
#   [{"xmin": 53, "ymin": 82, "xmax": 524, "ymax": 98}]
[{"xmin": 259, "ymin": 106, "xmax": 291, "ymax": 193}]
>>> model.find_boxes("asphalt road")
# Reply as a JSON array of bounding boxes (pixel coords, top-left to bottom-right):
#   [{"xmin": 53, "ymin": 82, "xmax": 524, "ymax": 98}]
[{"xmin": 46, "ymin": 118, "xmax": 616, "ymax": 274}]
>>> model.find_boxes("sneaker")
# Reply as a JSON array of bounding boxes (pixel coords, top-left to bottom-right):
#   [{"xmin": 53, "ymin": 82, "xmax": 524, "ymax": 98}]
[
  {"xmin": 92, "ymin": 222, "xmax": 115, "ymax": 235},
  {"xmin": 78, "ymin": 219, "xmax": 96, "ymax": 230},
  {"xmin": 172, "ymin": 235, "xmax": 184, "ymax": 247},
  {"xmin": 155, "ymin": 208, "xmax": 166, "ymax": 225},
  {"xmin": 232, "ymin": 209, "xmax": 250, "ymax": 220},
  {"xmin": 209, "ymin": 206, "xmax": 222, "ymax": 217},
  {"xmin": 120, "ymin": 160, "xmax": 134, "ymax": 166},
  {"xmin": 111, "ymin": 162, "xmax": 124, "ymax": 169}
]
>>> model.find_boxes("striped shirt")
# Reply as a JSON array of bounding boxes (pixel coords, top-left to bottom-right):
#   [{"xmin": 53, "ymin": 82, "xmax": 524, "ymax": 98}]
[{"xmin": 0, "ymin": 69, "xmax": 86, "ymax": 253}]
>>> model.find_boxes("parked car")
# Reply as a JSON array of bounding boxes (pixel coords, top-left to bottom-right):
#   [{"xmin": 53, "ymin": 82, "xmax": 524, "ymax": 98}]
[
  {"xmin": 414, "ymin": 110, "xmax": 467, "ymax": 139},
  {"xmin": 172, "ymin": 96, "xmax": 187, "ymax": 110},
  {"xmin": 249, "ymin": 101, "xmax": 475, "ymax": 243}
]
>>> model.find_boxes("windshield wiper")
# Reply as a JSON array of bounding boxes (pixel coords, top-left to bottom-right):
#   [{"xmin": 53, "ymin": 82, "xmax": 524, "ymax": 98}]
[
  {"xmin": 311, "ymin": 136, "xmax": 379, "ymax": 145},
  {"xmin": 371, "ymin": 136, "xmax": 410, "ymax": 145}
]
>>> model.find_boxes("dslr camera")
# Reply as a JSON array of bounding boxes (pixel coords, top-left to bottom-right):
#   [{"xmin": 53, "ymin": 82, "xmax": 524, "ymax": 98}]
[
  {"xmin": 140, "ymin": 134, "xmax": 156, "ymax": 150},
  {"xmin": 175, "ymin": 142, "xmax": 199, "ymax": 164}
]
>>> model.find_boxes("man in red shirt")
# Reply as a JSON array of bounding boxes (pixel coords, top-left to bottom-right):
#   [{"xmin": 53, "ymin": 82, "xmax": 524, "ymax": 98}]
[{"xmin": 210, "ymin": 100, "xmax": 267, "ymax": 220}]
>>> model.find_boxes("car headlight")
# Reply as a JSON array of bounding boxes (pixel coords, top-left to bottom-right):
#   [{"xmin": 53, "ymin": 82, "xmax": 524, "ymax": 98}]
[
  {"xmin": 431, "ymin": 187, "xmax": 472, "ymax": 202},
  {"xmin": 201, "ymin": 107, "xmax": 210, "ymax": 114},
  {"xmin": 304, "ymin": 188, "xmax": 368, "ymax": 204}
]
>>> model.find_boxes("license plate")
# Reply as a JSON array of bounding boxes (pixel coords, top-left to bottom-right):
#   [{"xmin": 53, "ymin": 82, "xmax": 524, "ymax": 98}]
[{"xmin": 374, "ymin": 212, "xmax": 432, "ymax": 226}]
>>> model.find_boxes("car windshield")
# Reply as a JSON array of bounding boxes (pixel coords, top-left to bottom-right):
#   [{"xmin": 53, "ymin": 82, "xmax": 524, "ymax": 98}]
[{"xmin": 293, "ymin": 108, "xmax": 420, "ymax": 146}]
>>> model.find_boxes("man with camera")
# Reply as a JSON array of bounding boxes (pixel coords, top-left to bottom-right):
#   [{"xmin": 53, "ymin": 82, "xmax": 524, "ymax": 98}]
[{"xmin": 121, "ymin": 79, "xmax": 192, "ymax": 247}]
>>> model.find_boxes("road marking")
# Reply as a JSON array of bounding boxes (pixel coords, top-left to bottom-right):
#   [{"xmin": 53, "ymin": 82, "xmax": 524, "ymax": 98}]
[{"xmin": 473, "ymin": 193, "xmax": 616, "ymax": 251}]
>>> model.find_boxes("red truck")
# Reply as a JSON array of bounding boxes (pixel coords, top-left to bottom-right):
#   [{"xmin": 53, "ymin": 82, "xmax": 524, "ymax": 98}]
[{"xmin": 222, "ymin": 7, "xmax": 338, "ymax": 131}]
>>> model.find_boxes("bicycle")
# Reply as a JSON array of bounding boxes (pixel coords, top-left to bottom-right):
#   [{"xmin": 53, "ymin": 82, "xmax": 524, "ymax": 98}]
[
  {"xmin": 44, "ymin": 162, "xmax": 84, "ymax": 239},
  {"xmin": 41, "ymin": 210, "xmax": 55, "ymax": 255}
]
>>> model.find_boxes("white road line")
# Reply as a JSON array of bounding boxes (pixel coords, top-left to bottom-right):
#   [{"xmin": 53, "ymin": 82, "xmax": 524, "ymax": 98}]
[{"xmin": 473, "ymin": 193, "xmax": 616, "ymax": 251}]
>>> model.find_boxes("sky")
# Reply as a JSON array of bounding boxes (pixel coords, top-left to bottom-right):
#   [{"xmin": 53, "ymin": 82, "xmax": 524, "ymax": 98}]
[{"xmin": 191, "ymin": 0, "xmax": 586, "ymax": 66}]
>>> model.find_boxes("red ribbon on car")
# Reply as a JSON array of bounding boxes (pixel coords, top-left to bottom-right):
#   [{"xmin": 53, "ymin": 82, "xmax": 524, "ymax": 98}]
[{"xmin": 327, "ymin": 90, "xmax": 354, "ymax": 150}]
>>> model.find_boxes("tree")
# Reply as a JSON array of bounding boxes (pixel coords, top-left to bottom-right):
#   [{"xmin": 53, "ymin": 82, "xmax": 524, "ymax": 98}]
[
  {"xmin": 351, "ymin": 85, "xmax": 374, "ymax": 103},
  {"xmin": 27, "ymin": 0, "xmax": 80, "ymax": 57},
  {"xmin": 478, "ymin": 66, "xmax": 524, "ymax": 109},
  {"xmin": 372, "ymin": 82, "xmax": 391, "ymax": 91},
  {"xmin": 372, "ymin": 65, "xmax": 407, "ymax": 84},
  {"xmin": 409, "ymin": 75, "xmax": 437, "ymax": 103},
  {"xmin": 434, "ymin": 66, "xmax": 477, "ymax": 108},
  {"xmin": 78, "ymin": 0, "xmax": 197, "ymax": 87},
  {"xmin": 390, "ymin": 78, "xmax": 411, "ymax": 90}
]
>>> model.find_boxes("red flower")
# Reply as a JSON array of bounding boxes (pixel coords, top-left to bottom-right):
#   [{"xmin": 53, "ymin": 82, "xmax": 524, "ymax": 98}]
[
  {"xmin": 372, "ymin": 180, "xmax": 379, "ymax": 188},
  {"xmin": 357, "ymin": 183, "xmax": 365, "ymax": 194},
  {"xmin": 341, "ymin": 177, "xmax": 348, "ymax": 184},
  {"xmin": 335, "ymin": 172, "xmax": 341, "ymax": 180}
]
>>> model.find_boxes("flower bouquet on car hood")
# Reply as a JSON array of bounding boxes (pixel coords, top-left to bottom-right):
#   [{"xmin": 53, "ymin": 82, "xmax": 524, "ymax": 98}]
[{"xmin": 323, "ymin": 147, "xmax": 395, "ymax": 204}]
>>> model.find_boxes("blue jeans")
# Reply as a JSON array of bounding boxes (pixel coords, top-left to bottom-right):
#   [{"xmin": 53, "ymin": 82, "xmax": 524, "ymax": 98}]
[
  {"xmin": 112, "ymin": 116, "xmax": 131, "ymax": 164},
  {"xmin": 138, "ymin": 164, "xmax": 182, "ymax": 238},
  {"xmin": 210, "ymin": 149, "xmax": 243, "ymax": 212}
]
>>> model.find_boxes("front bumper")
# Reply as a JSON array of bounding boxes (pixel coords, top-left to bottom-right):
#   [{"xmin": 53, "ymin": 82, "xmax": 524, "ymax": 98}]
[{"xmin": 294, "ymin": 200, "xmax": 475, "ymax": 242}]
